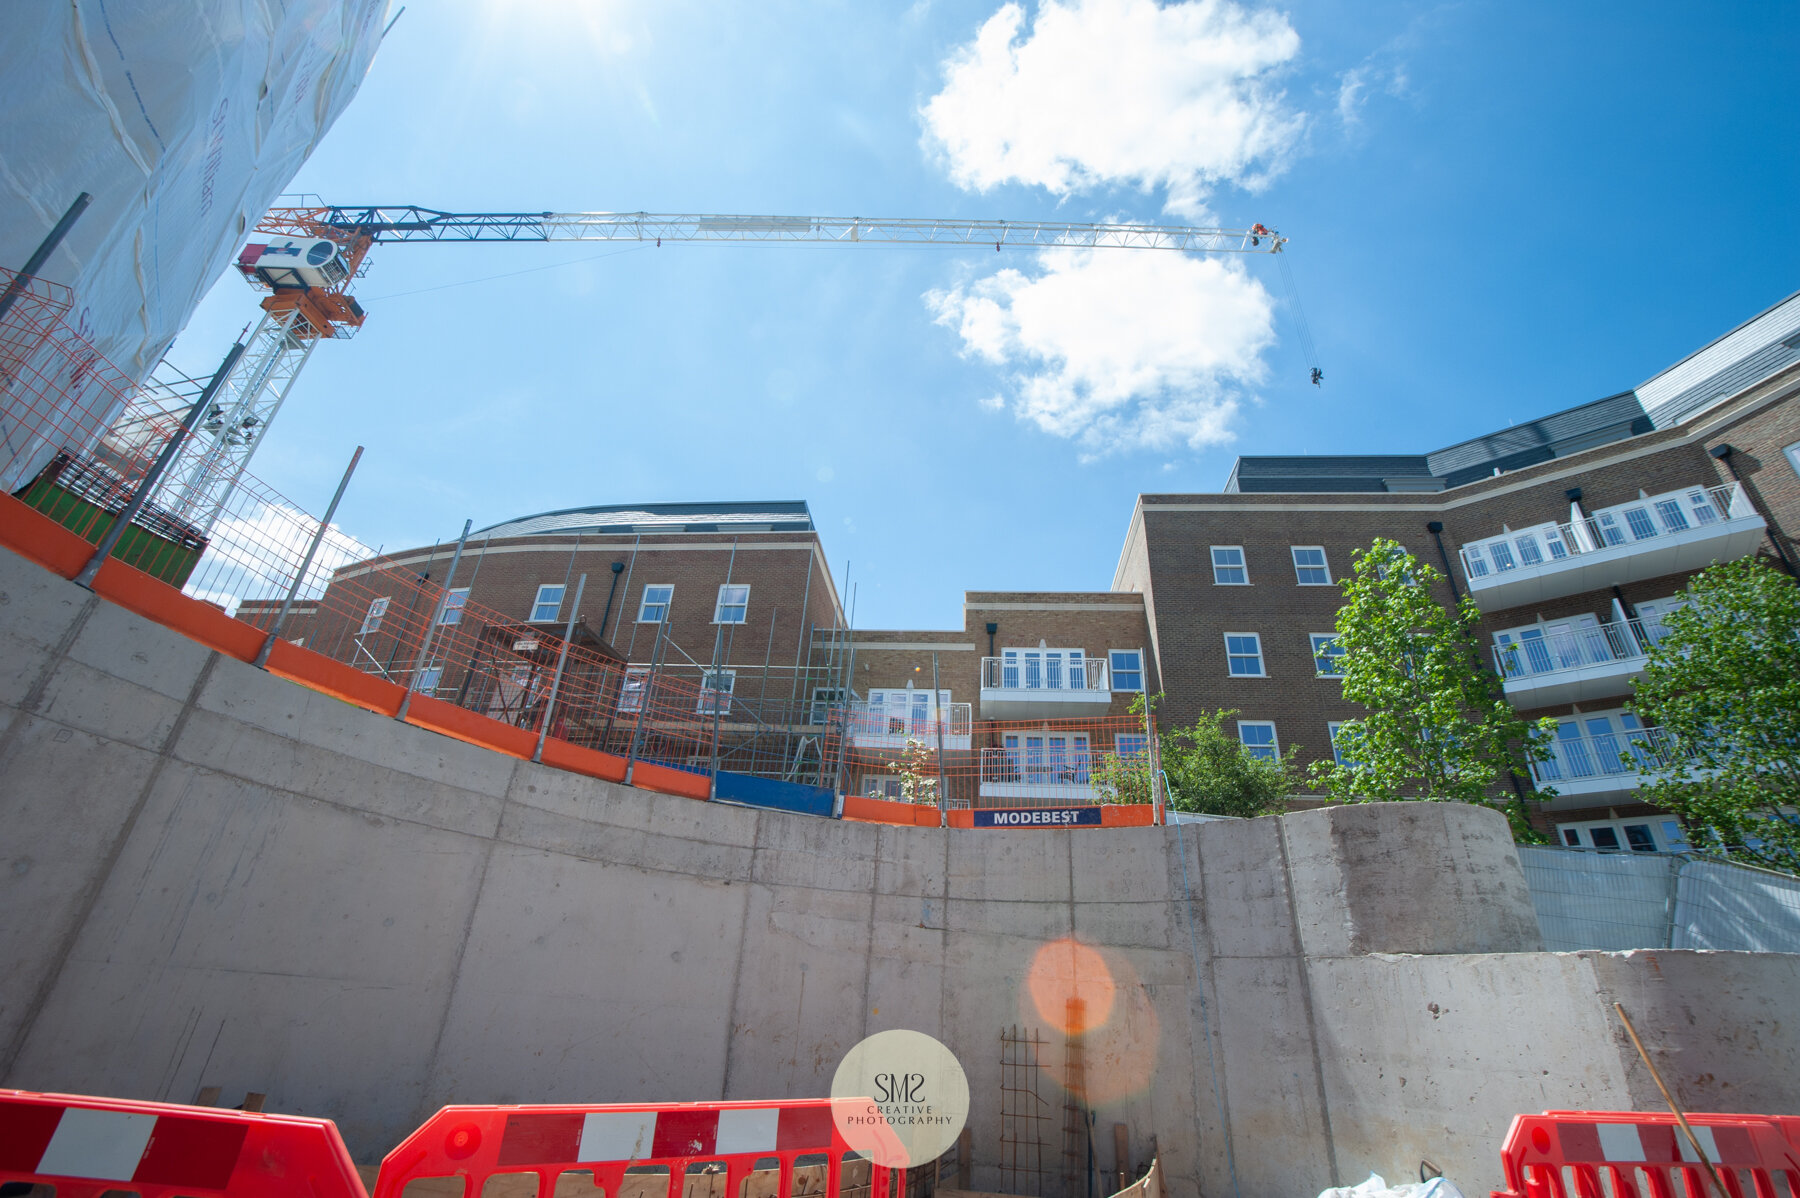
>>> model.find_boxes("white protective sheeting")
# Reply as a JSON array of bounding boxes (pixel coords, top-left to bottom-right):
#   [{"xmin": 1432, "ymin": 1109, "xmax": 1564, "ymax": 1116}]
[{"xmin": 0, "ymin": 0, "xmax": 387, "ymax": 388}]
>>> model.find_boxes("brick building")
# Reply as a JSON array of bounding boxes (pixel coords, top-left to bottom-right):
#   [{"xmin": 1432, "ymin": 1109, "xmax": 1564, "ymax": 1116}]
[
  {"xmin": 1114, "ymin": 289, "xmax": 1800, "ymax": 846},
  {"xmin": 263, "ymin": 292, "xmax": 1799, "ymax": 834}
]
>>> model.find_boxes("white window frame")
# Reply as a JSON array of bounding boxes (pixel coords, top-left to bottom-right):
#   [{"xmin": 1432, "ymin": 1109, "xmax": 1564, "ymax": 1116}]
[
  {"xmin": 438, "ymin": 587, "xmax": 469, "ymax": 626},
  {"xmin": 416, "ymin": 666, "xmax": 443, "ymax": 693},
  {"xmin": 358, "ymin": 595, "xmax": 390, "ymax": 635},
  {"xmin": 1237, "ymin": 720, "xmax": 1278, "ymax": 761},
  {"xmin": 863, "ymin": 774, "xmax": 904, "ymax": 800},
  {"xmin": 617, "ymin": 666, "xmax": 650, "ymax": 712},
  {"xmin": 637, "ymin": 584, "xmax": 673, "ymax": 623},
  {"xmin": 698, "ymin": 668, "xmax": 736, "ymax": 714},
  {"xmin": 1785, "ymin": 439, "xmax": 1800, "ymax": 479},
  {"xmin": 1291, "ymin": 546, "xmax": 1331, "ymax": 585},
  {"xmin": 1114, "ymin": 732, "xmax": 1148, "ymax": 760},
  {"xmin": 1224, "ymin": 632, "xmax": 1266, "ymax": 677},
  {"xmin": 1557, "ymin": 816, "xmax": 1686, "ymax": 854},
  {"xmin": 1310, "ymin": 633, "xmax": 1345, "ymax": 678},
  {"xmin": 529, "ymin": 583, "xmax": 566, "ymax": 624},
  {"xmin": 1326, "ymin": 721, "xmax": 1354, "ymax": 766},
  {"xmin": 1109, "ymin": 649, "xmax": 1144, "ymax": 692},
  {"xmin": 1211, "ymin": 545, "xmax": 1249, "ymax": 585},
  {"xmin": 713, "ymin": 583, "xmax": 750, "ymax": 624},
  {"xmin": 809, "ymin": 686, "xmax": 844, "ymax": 725},
  {"xmin": 998, "ymin": 646, "xmax": 1089, "ymax": 690}
]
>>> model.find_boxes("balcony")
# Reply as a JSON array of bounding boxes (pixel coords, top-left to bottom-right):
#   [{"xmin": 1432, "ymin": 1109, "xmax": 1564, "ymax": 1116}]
[
  {"xmin": 1492, "ymin": 617, "xmax": 1672, "ymax": 707},
  {"xmin": 845, "ymin": 700, "xmax": 972, "ymax": 751},
  {"xmin": 979, "ymin": 655, "xmax": 1113, "ymax": 720},
  {"xmin": 979, "ymin": 745, "xmax": 1104, "ymax": 806},
  {"xmin": 1529, "ymin": 724, "xmax": 1696, "ymax": 809},
  {"xmin": 1459, "ymin": 482, "xmax": 1764, "ymax": 610}
]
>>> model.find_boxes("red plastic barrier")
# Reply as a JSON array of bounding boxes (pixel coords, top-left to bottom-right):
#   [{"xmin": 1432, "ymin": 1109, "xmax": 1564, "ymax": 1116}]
[
  {"xmin": 372, "ymin": 1099, "xmax": 899, "ymax": 1198},
  {"xmin": 401, "ymin": 692, "xmax": 540, "ymax": 758},
  {"xmin": 538, "ymin": 737, "xmax": 630, "ymax": 782},
  {"xmin": 1491, "ymin": 1111, "xmax": 1800, "ymax": 1198},
  {"xmin": 0, "ymin": 1088, "xmax": 367, "ymax": 1198}
]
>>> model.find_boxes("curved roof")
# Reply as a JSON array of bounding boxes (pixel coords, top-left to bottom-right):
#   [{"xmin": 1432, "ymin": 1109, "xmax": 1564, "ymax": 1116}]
[{"xmin": 475, "ymin": 500, "xmax": 813, "ymax": 539}]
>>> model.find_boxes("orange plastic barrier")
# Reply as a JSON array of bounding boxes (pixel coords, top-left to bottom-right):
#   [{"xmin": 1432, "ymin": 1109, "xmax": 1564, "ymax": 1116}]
[
  {"xmin": 0, "ymin": 489, "xmax": 95, "ymax": 578},
  {"xmin": 265, "ymin": 638, "xmax": 407, "ymax": 716},
  {"xmin": 538, "ymin": 737, "xmax": 630, "ymax": 782},
  {"xmin": 91, "ymin": 557, "xmax": 266, "ymax": 661},
  {"xmin": 0, "ymin": 1088, "xmax": 366, "ymax": 1198},
  {"xmin": 1491, "ymin": 1110, "xmax": 1800, "ymax": 1198},
  {"xmin": 401, "ymin": 692, "xmax": 541, "ymax": 759},
  {"xmin": 842, "ymin": 794, "xmax": 936, "ymax": 826},
  {"xmin": 630, "ymin": 760, "xmax": 714, "ymax": 801},
  {"xmin": 371, "ymin": 1099, "xmax": 897, "ymax": 1198}
]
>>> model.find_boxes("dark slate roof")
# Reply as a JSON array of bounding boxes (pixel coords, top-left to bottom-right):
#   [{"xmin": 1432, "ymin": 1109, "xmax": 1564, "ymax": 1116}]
[
  {"xmin": 1225, "ymin": 455, "xmax": 1435, "ymax": 493},
  {"xmin": 1424, "ymin": 391, "xmax": 1651, "ymax": 489},
  {"xmin": 475, "ymin": 500, "xmax": 814, "ymax": 538},
  {"xmin": 1222, "ymin": 392, "xmax": 1652, "ymax": 493}
]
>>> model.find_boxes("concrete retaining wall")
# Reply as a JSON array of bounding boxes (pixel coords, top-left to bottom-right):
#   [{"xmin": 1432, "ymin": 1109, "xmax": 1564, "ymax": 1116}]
[{"xmin": 1, "ymin": 544, "xmax": 1796, "ymax": 1198}]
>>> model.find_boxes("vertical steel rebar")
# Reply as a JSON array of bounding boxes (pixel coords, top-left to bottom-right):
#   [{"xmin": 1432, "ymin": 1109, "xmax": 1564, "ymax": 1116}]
[
  {"xmin": 253, "ymin": 446, "xmax": 363, "ymax": 668},
  {"xmin": 72, "ymin": 340, "xmax": 246, "ymax": 588},
  {"xmin": 533, "ymin": 573, "xmax": 587, "ymax": 763},
  {"xmin": 396, "ymin": 519, "xmax": 472, "ymax": 721}
]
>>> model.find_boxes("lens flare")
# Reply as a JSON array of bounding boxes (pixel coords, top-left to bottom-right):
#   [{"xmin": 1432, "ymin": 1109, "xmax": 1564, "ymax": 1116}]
[
  {"xmin": 1026, "ymin": 938, "xmax": 1117, "ymax": 1033},
  {"xmin": 1023, "ymin": 938, "xmax": 1161, "ymax": 1106}
]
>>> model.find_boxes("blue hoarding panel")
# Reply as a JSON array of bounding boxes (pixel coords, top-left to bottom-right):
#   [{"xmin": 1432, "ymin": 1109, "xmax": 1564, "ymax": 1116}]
[
  {"xmin": 972, "ymin": 807, "xmax": 1102, "ymax": 828},
  {"xmin": 713, "ymin": 770, "xmax": 837, "ymax": 818}
]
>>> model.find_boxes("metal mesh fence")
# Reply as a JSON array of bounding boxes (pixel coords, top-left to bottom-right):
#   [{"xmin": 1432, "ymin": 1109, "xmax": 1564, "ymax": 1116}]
[{"xmin": 1518, "ymin": 845, "xmax": 1800, "ymax": 952}]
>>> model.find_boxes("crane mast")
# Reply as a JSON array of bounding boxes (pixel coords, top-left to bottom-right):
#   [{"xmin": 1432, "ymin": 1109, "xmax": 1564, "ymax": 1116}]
[{"xmin": 156, "ymin": 206, "xmax": 1288, "ymax": 532}]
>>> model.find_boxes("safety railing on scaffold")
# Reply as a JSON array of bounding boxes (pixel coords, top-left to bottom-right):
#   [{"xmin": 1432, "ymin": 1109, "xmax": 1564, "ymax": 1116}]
[{"xmin": 0, "ymin": 1090, "xmax": 921, "ymax": 1198}]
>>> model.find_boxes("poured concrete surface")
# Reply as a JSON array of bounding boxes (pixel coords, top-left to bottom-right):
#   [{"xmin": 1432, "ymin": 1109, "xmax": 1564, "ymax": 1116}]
[{"xmin": 1, "ymin": 544, "xmax": 1796, "ymax": 1197}]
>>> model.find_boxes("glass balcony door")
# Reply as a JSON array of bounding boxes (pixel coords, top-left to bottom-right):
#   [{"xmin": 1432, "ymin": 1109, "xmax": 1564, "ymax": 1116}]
[{"xmin": 999, "ymin": 647, "xmax": 1086, "ymax": 691}]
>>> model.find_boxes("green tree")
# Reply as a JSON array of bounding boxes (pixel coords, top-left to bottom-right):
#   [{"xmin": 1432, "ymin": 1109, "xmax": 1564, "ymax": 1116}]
[
  {"xmin": 1629, "ymin": 556, "xmax": 1800, "ymax": 874},
  {"xmin": 1307, "ymin": 538, "xmax": 1553, "ymax": 834},
  {"xmin": 890, "ymin": 737, "xmax": 940, "ymax": 805},
  {"xmin": 1092, "ymin": 694, "xmax": 1298, "ymax": 816}
]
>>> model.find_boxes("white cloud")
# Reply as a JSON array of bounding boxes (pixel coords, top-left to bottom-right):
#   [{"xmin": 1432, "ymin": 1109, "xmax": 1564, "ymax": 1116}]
[
  {"xmin": 1335, "ymin": 61, "xmax": 1408, "ymax": 129},
  {"xmin": 921, "ymin": 0, "xmax": 1305, "ymax": 218},
  {"xmin": 925, "ymin": 249, "xmax": 1274, "ymax": 457}
]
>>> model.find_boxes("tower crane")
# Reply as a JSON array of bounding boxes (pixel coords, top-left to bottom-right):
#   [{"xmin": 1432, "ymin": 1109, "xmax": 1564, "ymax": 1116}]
[{"xmin": 155, "ymin": 205, "xmax": 1294, "ymax": 532}]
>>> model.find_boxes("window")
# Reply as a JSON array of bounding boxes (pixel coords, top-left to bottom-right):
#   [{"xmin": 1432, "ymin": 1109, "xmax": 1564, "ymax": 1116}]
[
  {"xmin": 1310, "ymin": 633, "xmax": 1345, "ymax": 678},
  {"xmin": 1291, "ymin": 546, "xmax": 1331, "ymax": 585},
  {"xmin": 809, "ymin": 686, "xmax": 844, "ymax": 724},
  {"xmin": 699, "ymin": 669, "xmax": 735, "ymax": 714},
  {"xmin": 1326, "ymin": 721, "xmax": 1358, "ymax": 766},
  {"xmin": 438, "ymin": 587, "xmax": 469, "ymax": 625},
  {"xmin": 1114, "ymin": 733, "xmax": 1148, "ymax": 760},
  {"xmin": 617, "ymin": 666, "xmax": 650, "ymax": 712},
  {"xmin": 530, "ymin": 583, "xmax": 565, "ymax": 623},
  {"xmin": 998, "ymin": 647, "xmax": 1087, "ymax": 689},
  {"xmin": 416, "ymin": 666, "xmax": 443, "ymax": 692},
  {"xmin": 864, "ymin": 775, "xmax": 903, "ymax": 800},
  {"xmin": 1211, "ymin": 546, "xmax": 1248, "ymax": 585},
  {"xmin": 714, "ymin": 584, "xmax": 750, "ymax": 624},
  {"xmin": 1237, "ymin": 721, "xmax": 1278, "ymax": 761},
  {"xmin": 1002, "ymin": 732, "xmax": 1093, "ymax": 782},
  {"xmin": 1109, "ymin": 650, "xmax": 1144, "ymax": 691},
  {"xmin": 1560, "ymin": 817, "xmax": 1671, "ymax": 853},
  {"xmin": 638, "ymin": 584, "xmax": 673, "ymax": 623},
  {"xmin": 358, "ymin": 596, "xmax": 390, "ymax": 635},
  {"xmin": 1786, "ymin": 440, "xmax": 1800, "ymax": 478},
  {"xmin": 1224, "ymin": 632, "xmax": 1265, "ymax": 677}
]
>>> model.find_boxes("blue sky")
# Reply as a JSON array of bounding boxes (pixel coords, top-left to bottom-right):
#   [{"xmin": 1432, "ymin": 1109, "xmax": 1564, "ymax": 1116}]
[{"xmin": 166, "ymin": 0, "xmax": 1800, "ymax": 630}]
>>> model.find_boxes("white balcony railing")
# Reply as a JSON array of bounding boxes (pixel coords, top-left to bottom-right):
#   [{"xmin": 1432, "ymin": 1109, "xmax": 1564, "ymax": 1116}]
[
  {"xmin": 1492, "ymin": 617, "xmax": 1672, "ymax": 681},
  {"xmin": 1530, "ymin": 724, "xmax": 1690, "ymax": 790},
  {"xmin": 845, "ymin": 700, "xmax": 972, "ymax": 747},
  {"xmin": 980, "ymin": 656, "xmax": 1110, "ymax": 692},
  {"xmin": 1460, "ymin": 482, "xmax": 1759, "ymax": 601}
]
